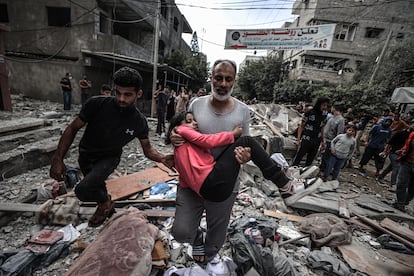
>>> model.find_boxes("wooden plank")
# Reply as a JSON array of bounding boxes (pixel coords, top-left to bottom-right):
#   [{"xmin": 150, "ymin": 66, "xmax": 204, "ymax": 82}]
[
  {"xmin": 338, "ymin": 239, "xmax": 414, "ymax": 275},
  {"xmin": 380, "ymin": 217, "xmax": 414, "ymax": 244},
  {"xmin": 356, "ymin": 214, "xmax": 414, "ymax": 250},
  {"xmin": 264, "ymin": 209, "xmax": 305, "ymax": 222},
  {"xmin": 155, "ymin": 162, "xmax": 179, "ymax": 176},
  {"xmin": 105, "ymin": 167, "xmax": 176, "ymax": 201}
]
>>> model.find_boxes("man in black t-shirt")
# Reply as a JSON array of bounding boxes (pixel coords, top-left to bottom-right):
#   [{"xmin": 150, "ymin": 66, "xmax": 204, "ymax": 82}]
[
  {"xmin": 50, "ymin": 67, "xmax": 174, "ymax": 227},
  {"xmin": 60, "ymin": 72, "xmax": 72, "ymax": 110},
  {"xmin": 292, "ymin": 97, "xmax": 329, "ymax": 167}
]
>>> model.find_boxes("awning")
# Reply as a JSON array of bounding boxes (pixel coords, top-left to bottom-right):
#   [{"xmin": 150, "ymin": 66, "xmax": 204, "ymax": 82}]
[
  {"xmin": 81, "ymin": 49, "xmax": 191, "ymax": 79},
  {"xmin": 391, "ymin": 87, "xmax": 414, "ymax": 104}
]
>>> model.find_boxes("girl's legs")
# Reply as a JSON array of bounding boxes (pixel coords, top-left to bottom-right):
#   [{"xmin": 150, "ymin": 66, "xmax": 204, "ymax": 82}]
[{"xmin": 200, "ymin": 136, "xmax": 289, "ymax": 202}]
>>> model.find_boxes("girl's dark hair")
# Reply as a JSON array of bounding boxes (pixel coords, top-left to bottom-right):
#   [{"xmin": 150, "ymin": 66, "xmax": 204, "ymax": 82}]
[
  {"xmin": 313, "ymin": 97, "xmax": 330, "ymax": 113},
  {"xmin": 165, "ymin": 111, "xmax": 192, "ymax": 145}
]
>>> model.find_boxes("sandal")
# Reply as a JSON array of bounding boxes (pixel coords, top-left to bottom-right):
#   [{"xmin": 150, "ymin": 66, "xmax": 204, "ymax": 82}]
[
  {"xmin": 191, "ymin": 244, "xmax": 206, "ymax": 263},
  {"xmin": 88, "ymin": 195, "xmax": 115, "ymax": 227}
]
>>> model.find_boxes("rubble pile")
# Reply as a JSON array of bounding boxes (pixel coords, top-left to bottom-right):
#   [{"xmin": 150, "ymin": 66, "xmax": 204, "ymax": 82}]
[{"xmin": 0, "ymin": 95, "xmax": 414, "ymax": 275}]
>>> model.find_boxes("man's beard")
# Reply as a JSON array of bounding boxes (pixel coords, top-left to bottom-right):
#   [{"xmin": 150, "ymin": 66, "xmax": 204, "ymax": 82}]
[{"xmin": 211, "ymin": 84, "xmax": 233, "ymax": 101}]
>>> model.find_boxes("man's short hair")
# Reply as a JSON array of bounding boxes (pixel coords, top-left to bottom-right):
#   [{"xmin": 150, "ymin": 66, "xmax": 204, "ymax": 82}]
[
  {"xmin": 101, "ymin": 84, "xmax": 111, "ymax": 92},
  {"xmin": 212, "ymin": 59, "xmax": 237, "ymax": 74},
  {"xmin": 113, "ymin": 67, "xmax": 143, "ymax": 91}
]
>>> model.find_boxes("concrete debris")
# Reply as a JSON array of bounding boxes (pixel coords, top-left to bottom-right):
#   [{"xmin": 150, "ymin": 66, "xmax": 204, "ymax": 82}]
[{"xmin": 1, "ymin": 95, "xmax": 414, "ymax": 275}]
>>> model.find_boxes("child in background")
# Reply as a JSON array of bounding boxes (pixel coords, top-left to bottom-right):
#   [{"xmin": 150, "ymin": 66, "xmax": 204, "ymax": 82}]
[
  {"xmin": 323, "ymin": 126, "xmax": 356, "ymax": 181},
  {"xmin": 167, "ymin": 111, "xmax": 320, "ymax": 204}
]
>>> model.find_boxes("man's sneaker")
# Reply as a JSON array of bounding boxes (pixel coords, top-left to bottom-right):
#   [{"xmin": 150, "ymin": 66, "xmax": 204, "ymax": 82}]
[{"xmin": 280, "ymin": 178, "xmax": 323, "ymax": 206}]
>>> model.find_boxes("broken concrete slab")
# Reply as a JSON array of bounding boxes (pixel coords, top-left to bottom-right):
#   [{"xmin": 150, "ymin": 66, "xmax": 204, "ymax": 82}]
[
  {"xmin": 0, "ymin": 117, "xmax": 46, "ymax": 135},
  {"xmin": 0, "ymin": 126, "xmax": 62, "ymax": 153},
  {"xmin": 0, "ymin": 136, "xmax": 60, "ymax": 180},
  {"xmin": 338, "ymin": 239, "xmax": 414, "ymax": 275},
  {"xmin": 289, "ymin": 187, "xmax": 414, "ymax": 222}
]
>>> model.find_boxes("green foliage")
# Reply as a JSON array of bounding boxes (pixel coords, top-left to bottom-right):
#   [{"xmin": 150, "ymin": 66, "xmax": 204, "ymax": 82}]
[
  {"xmin": 237, "ymin": 56, "xmax": 282, "ymax": 101},
  {"xmin": 273, "ymin": 80, "xmax": 329, "ymax": 104},
  {"xmin": 354, "ymin": 37, "xmax": 414, "ymax": 93},
  {"xmin": 164, "ymin": 51, "xmax": 209, "ymax": 90},
  {"xmin": 311, "ymin": 83, "xmax": 389, "ymax": 114},
  {"xmin": 235, "ymin": 37, "xmax": 414, "ymax": 112}
]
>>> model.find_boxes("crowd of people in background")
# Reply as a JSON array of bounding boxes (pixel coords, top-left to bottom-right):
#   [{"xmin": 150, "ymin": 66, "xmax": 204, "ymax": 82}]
[
  {"xmin": 292, "ymin": 100, "xmax": 414, "ymax": 212},
  {"xmin": 59, "ymin": 71, "xmax": 414, "ymax": 214}
]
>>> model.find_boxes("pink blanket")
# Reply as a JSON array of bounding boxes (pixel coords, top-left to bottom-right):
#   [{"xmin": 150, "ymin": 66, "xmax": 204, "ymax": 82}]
[{"xmin": 65, "ymin": 207, "xmax": 159, "ymax": 276}]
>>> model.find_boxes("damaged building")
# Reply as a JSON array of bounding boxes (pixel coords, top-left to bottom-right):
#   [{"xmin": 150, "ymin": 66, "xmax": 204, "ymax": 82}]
[
  {"xmin": 276, "ymin": 0, "xmax": 414, "ymax": 84},
  {"xmin": 1, "ymin": 0, "xmax": 195, "ymax": 114}
]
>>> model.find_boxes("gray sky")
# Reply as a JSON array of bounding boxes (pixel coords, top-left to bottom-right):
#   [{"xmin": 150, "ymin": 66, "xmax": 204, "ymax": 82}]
[{"xmin": 177, "ymin": 0, "xmax": 296, "ymax": 68}]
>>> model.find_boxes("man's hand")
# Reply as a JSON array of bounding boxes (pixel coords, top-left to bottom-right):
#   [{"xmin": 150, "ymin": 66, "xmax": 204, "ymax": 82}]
[
  {"xmin": 320, "ymin": 142, "xmax": 327, "ymax": 152},
  {"xmin": 161, "ymin": 154, "xmax": 175, "ymax": 170},
  {"xmin": 234, "ymin": 146, "xmax": 251, "ymax": 164},
  {"xmin": 50, "ymin": 159, "xmax": 66, "ymax": 181},
  {"xmin": 170, "ymin": 129, "xmax": 185, "ymax": 147}
]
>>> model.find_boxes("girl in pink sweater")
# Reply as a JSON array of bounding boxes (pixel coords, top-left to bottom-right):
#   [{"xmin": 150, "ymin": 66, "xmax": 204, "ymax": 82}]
[{"xmin": 167, "ymin": 111, "xmax": 308, "ymax": 203}]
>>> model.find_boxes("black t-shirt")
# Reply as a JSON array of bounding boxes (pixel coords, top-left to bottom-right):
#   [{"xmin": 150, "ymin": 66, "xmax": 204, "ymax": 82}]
[
  {"xmin": 388, "ymin": 129, "xmax": 410, "ymax": 153},
  {"xmin": 157, "ymin": 91, "xmax": 167, "ymax": 110},
  {"xmin": 60, "ymin": 77, "xmax": 72, "ymax": 91},
  {"xmin": 301, "ymin": 109, "xmax": 327, "ymax": 145},
  {"xmin": 78, "ymin": 96, "xmax": 149, "ymax": 159}
]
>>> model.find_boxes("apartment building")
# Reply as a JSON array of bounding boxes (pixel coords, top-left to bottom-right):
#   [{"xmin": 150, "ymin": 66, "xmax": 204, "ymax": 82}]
[
  {"xmin": 0, "ymin": 0, "xmax": 192, "ymax": 111},
  {"xmin": 281, "ymin": 0, "xmax": 414, "ymax": 84}
]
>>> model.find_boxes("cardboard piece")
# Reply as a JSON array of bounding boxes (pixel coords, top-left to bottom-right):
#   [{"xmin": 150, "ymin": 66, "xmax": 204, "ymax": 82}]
[{"xmin": 106, "ymin": 167, "xmax": 176, "ymax": 200}]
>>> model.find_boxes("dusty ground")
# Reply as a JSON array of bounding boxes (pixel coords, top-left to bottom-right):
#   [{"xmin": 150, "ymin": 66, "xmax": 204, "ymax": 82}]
[{"xmin": 0, "ymin": 94, "xmax": 413, "ymax": 275}]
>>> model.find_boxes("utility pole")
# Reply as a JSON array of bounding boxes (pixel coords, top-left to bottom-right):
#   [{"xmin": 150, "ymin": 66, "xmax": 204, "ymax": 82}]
[
  {"xmin": 369, "ymin": 29, "xmax": 393, "ymax": 86},
  {"xmin": 151, "ymin": 0, "xmax": 161, "ymax": 118}
]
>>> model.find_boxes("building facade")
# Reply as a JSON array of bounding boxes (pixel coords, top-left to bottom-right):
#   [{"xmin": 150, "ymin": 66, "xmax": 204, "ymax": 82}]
[
  {"xmin": 281, "ymin": 0, "xmax": 414, "ymax": 84},
  {"xmin": 0, "ymin": 0, "xmax": 193, "ymax": 113}
]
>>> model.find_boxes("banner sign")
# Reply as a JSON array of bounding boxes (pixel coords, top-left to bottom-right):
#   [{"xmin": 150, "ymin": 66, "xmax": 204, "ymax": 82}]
[{"xmin": 225, "ymin": 24, "xmax": 336, "ymax": 51}]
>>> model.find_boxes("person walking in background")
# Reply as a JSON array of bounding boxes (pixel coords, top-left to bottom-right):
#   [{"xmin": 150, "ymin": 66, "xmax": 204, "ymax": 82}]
[
  {"xmin": 354, "ymin": 109, "xmax": 373, "ymax": 157},
  {"xmin": 292, "ymin": 97, "xmax": 329, "ymax": 167},
  {"xmin": 323, "ymin": 126, "xmax": 356, "ymax": 181},
  {"xmin": 393, "ymin": 126, "xmax": 414, "ymax": 211},
  {"xmin": 79, "ymin": 75, "xmax": 92, "ymax": 105},
  {"xmin": 391, "ymin": 113, "xmax": 409, "ymax": 133},
  {"xmin": 176, "ymin": 86, "xmax": 189, "ymax": 113},
  {"xmin": 154, "ymin": 85, "xmax": 168, "ymax": 135},
  {"xmin": 50, "ymin": 67, "xmax": 174, "ymax": 227},
  {"xmin": 100, "ymin": 84, "xmax": 112, "ymax": 96},
  {"xmin": 359, "ymin": 116, "xmax": 392, "ymax": 176},
  {"xmin": 377, "ymin": 119, "xmax": 414, "ymax": 186},
  {"xmin": 60, "ymin": 72, "xmax": 72, "ymax": 111},
  {"xmin": 319, "ymin": 104, "xmax": 345, "ymax": 176},
  {"xmin": 166, "ymin": 88, "xmax": 177, "ymax": 122}
]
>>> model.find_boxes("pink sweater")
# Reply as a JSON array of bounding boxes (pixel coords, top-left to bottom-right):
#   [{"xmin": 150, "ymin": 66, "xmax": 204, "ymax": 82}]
[{"xmin": 174, "ymin": 125, "xmax": 235, "ymax": 194}]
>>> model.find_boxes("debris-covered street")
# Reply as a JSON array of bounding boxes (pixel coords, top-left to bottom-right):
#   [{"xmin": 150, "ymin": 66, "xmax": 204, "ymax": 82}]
[{"xmin": 1, "ymin": 95, "xmax": 414, "ymax": 275}]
